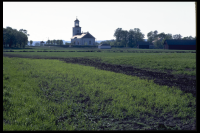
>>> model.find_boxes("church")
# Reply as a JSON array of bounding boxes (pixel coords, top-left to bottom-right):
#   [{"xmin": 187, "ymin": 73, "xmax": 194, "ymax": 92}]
[{"xmin": 71, "ymin": 18, "xmax": 95, "ymax": 45}]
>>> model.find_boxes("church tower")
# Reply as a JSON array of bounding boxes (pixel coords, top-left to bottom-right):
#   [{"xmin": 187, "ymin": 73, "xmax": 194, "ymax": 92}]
[{"xmin": 73, "ymin": 17, "xmax": 81, "ymax": 36}]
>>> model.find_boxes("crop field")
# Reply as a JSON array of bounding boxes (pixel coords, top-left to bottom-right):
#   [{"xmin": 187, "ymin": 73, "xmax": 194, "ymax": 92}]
[
  {"xmin": 3, "ymin": 47, "xmax": 196, "ymax": 76},
  {"xmin": 3, "ymin": 47, "xmax": 196, "ymax": 130}
]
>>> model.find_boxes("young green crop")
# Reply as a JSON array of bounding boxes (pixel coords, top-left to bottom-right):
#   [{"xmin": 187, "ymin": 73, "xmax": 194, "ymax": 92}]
[
  {"xmin": 3, "ymin": 57, "xmax": 196, "ymax": 130},
  {"xmin": 4, "ymin": 51, "xmax": 196, "ymax": 76}
]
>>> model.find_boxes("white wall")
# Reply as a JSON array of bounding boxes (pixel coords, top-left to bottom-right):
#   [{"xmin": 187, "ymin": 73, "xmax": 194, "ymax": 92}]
[
  {"xmin": 71, "ymin": 38, "xmax": 82, "ymax": 45},
  {"xmin": 82, "ymin": 38, "xmax": 95, "ymax": 45},
  {"xmin": 71, "ymin": 38, "xmax": 95, "ymax": 45}
]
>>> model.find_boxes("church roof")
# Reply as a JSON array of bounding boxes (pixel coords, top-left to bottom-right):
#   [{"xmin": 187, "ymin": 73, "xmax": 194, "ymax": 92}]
[
  {"xmin": 71, "ymin": 32, "xmax": 95, "ymax": 39},
  {"xmin": 82, "ymin": 32, "xmax": 95, "ymax": 39}
]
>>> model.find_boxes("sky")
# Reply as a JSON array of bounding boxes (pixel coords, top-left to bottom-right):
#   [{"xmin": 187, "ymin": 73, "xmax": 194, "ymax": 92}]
[{"xmin": 3, "ymin": 2, "xmax": 196, "ymax": 42}]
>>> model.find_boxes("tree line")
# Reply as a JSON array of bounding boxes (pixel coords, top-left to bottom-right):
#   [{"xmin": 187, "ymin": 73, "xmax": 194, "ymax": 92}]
[
  {"xmin": 101, "ymin": 28, "xmax": 196, "ymax": 49},
  {"xmin": 147, "ymin": 30, "xmax": 196, "ymax": 49},
  {"xmin": 45, "ymin": 40, "xmax": 64, "ymax": 46},
  {"xmin": 3, "ymin": 27, "xmax": 29, "ymax": 48},
  {"xmin": 29, "ymin": 40, "xmax": 64, "ymax": 46},
  {"xmin": 3, "ymin": 26, "xmax": 196, "ymax": 48}
]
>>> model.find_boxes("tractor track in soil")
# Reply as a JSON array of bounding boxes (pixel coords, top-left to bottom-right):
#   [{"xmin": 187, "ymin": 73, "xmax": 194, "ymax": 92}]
[
  {"xmin": 3, "ymin": 53, "xmax": 196, "ymax": 130},
  {"xmin": 3, "ymin": 53, "xmax": 196, "ymax": 98}
]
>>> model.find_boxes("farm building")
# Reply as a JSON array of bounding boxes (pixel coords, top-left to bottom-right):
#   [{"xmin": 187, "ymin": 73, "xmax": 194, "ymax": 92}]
[
  {"xmin": 163, "ymin": 40, "xmax": 196, "ymax": 50},
  {"xmin": 71, "ymin": 18, "xmax": 95, "ymax": 45},
  {"xmin": 137, "ymin": 42, "xmax": 154, "ymax": 49},
  {"xmin": 98, "ymin": 44, "xmax": 111, "ymax": 49}
]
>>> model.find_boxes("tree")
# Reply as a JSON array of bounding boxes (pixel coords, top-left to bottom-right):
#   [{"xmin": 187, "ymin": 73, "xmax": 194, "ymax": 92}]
[
  {"xmin": 60, "ymin": 40, "xmax": 64, "ymax": 45},
  {"xmin": 120, "ymin": 30, "xmax": 128, "ymax": 46},
  {"xmin": 84, "ymin": 42, "xmax": 88, "ymax": 45},
  {"xmin": 147, "ymin": 30, "xmax": 158, "ymax": 43},
  {"xmin": 114, "ymin": 28, "xmax": 123, "ymax": 42},
  {"xmin": 182, "ymin": 36, "xmax": 195, "ymax": 40},
  {"xmin": 173, "ymin": 34, "xmax": 182, "ymax": 40},
  {"xmin": 40, "ymin": 41, "xmax": 45, "ymax": 46},
  {"xmin": 50, "ymin": 40, "xmax": 53, "ymax": 45},
  {"xmin": 30, "ymin": 40, "xmax": 33, "ymax": 46},
  {"xmin": 153, "ymin": 30, "xmax": 158, "ymax": 38},
  {"xmin": 59, "ymin": 40, "xmax": 63, "ymax": 45},
  {"xmin": 120, "ymin": 39, "xmax": 126, "ymax": 47},
  {"xmin": 147, "ymin": 31, "xmax": 154, "ymax": 43},
  {"xmin": 154, "ymin": 33, "xmax": 172, "ymax": 49},
  {"xmin": 132, "ymin": 28, "xmax": 145, "ymax": 47},
  {"xmin": 46, "ymin": 39, "xmax": 50, "ymax": 45},
  {"xmin": 3, "ymin": 27, "xmax": 16, "ymax": 48},
  {"xmin": 166, "ymin": 33, "xmax": 172, "ymax": 39},
  {"xmin": 19, "ymin": 29, "xmax": 29, "ymax": 48},
  {"xmin": 127, "ymin": 29, "xmax": 135, "ymax": 47},
  {"xmin": 113, "ymin": 28, "xmax": 145, "ymax": 48},
  {"xmin": 11, "ymin": 29, "xmax": 18, "ymax": 48},
  {"xmin": 56, "ymin": 40, "xmax": 59, "ymax": 45},
  {"xmin": 110, "ymin": 42, "xmax": 115, "ymax": 46},
  {"xmin": 157, "ymin": 32, "xmax": 166, "ymax": 39},
  {"xmin": 153, "ymin": 36, "xmax": 163, "ymax": 49},
  {"xmin": 3, "ymin": 27, "xmax": 29, "ymax": 48},
  {"xmin": 3, "ymin": 27, "xmax": 11, "ymax": 47},
  {"xmin": 53, "ymin": 39, "xmax": 56, "ymax": 45}
]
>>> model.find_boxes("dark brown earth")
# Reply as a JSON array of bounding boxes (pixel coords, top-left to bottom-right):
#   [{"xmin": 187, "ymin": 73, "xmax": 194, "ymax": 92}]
[{"xmin": 3, "ymin": 53, "xmax": 196, "ymax": 130}]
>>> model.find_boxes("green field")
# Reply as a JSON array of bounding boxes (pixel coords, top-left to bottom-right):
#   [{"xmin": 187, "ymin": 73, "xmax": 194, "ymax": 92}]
[
  {"xmin": 3, "ymin": 48, "xmax": 196, "ymax": 76},
  {"xmin": 3, "ymin": 57, "xmax": 196, "ymax": 130},
  {"xmin": 3, "ymin": 46, "xmax": 196, "ymax": 130}
]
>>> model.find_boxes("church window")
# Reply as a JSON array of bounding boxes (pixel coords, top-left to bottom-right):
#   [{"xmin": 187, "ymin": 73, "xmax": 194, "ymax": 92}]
[
  {"xmin": 77, "ymin": 30, "xmax": 79, "ymax": 33},
  {"xmin": 89, "ymin": 41, "xmax": 91, "ymax": 44}
]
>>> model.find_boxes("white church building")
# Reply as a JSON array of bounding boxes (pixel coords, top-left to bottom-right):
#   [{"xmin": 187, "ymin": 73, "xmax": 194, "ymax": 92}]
[{"xmin": 71, "ymin": 18, "xmax": 95, "ymax": 45}]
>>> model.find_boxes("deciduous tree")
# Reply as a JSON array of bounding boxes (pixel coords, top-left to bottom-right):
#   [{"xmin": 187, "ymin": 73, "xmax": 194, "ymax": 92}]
[
  {"xmin": 114, "ymin": 28, "xmax": 123, "ymax": 42},
  {"xmin": 147, "ymin": 30, "xmax": 158, "ymax": 43},
  {"xmin": 182, "ymin": 36, "xmax": 195, "ymax": 40},
  {"xmin": 173, "ymin": 34, "xmax": 182, "ymax": 40},
  {"xmin": 30, "ymin": 40, "xmax": 33, "ymax": 46}
]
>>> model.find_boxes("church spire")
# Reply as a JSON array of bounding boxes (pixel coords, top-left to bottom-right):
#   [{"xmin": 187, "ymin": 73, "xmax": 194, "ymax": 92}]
[{"xmin": 73, "ymin": 18, "xmax": 81, "ymax": 36}]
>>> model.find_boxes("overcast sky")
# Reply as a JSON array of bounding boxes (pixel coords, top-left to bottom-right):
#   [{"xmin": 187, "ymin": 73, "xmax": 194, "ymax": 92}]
[{"xmin": 3, "ymin": 2, "xmax": 196, "ymax": 41}]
